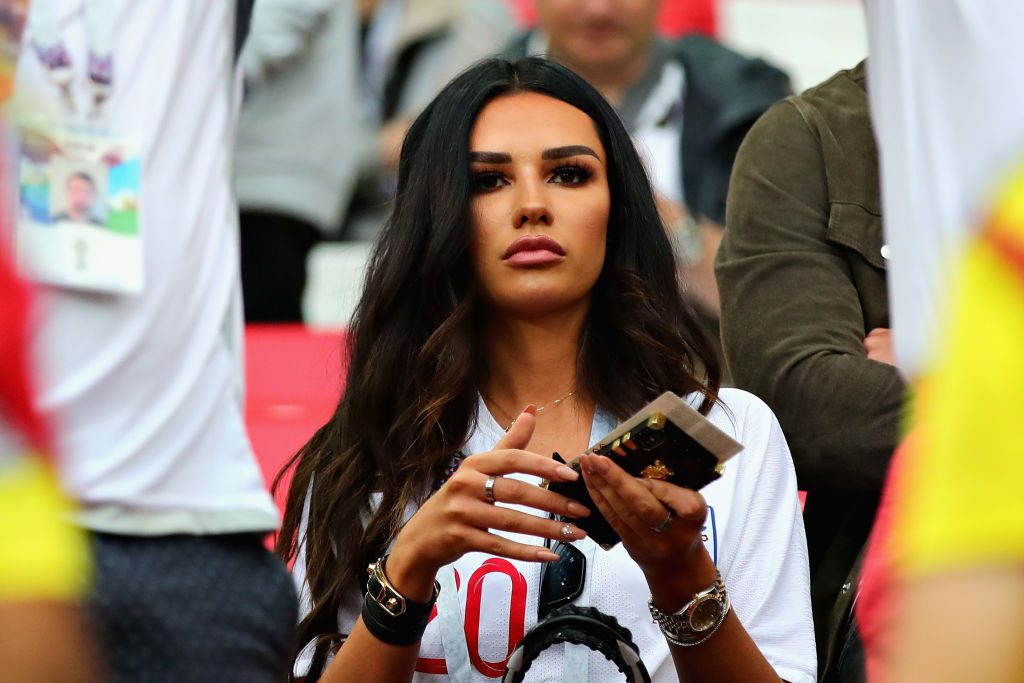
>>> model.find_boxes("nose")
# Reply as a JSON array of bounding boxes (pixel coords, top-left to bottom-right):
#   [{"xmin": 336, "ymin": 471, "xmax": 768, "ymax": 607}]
[{"xmin": 513, "ymin": 177, "xmax": 552, "ymax": 229}]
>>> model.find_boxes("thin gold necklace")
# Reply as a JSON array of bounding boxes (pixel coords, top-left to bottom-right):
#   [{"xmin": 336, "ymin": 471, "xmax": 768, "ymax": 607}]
[{"xmin": 485, "ymin": 388, "xmax": 577, "ymax": 432}]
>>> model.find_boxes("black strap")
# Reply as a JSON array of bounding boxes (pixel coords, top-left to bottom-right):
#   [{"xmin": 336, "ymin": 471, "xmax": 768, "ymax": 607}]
[{"xmin": 502, "ymin": 605, "xmax": 651, "ymax": 683}]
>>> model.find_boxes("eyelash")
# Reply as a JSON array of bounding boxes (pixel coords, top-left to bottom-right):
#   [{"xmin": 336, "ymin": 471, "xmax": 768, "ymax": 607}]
[
  {"xmin": 550, "ymin": 162, "xmax": 594, "ymax": 186},
  {"xmin": 470, "ymin": 162, "xmax": 595, "ymax": 194}
]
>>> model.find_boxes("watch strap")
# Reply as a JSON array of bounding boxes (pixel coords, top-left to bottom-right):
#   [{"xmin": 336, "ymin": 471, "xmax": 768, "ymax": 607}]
[{"xmin": 648, "ymin": 570, "xmax": 730, "ymax": 647}]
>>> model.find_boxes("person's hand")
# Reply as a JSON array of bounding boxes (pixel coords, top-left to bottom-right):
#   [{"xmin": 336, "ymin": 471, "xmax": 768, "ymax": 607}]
[
  {"xmin": 377, "ymin": 117, "xmax": 412, "ymax": 170},
  {"xmin": 656, "ymin": 193, "xmax": 687, "ymax": 233},
  {"xmin": 385, "ymin": 408, "xmax": 591, "ymax": 600},
  {"xmin": 655, "ymin": 193, "xmax": 723, "ymax": 316},
  {"xmin": 864, "ymin": 327, "xmax": 895, "ymax": 366},
  {"xmin": 579, "ymin": 453, "xmax": 717, "ymax": 611}
]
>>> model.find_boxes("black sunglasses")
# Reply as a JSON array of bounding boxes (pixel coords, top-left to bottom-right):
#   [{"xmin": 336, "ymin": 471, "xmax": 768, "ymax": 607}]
[{"xmin": 538, "ymin": 520, "xmax": 587, "ymax": 620}]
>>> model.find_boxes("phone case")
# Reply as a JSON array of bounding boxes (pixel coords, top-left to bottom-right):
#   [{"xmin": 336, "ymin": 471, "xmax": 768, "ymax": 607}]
[{"xmin": 546, "ymin": 391, "xmax": 743, "ymax": 548}]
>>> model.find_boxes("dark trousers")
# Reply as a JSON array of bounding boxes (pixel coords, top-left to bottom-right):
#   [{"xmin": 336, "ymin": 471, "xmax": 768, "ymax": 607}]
[
  {"xmin": 240, "ymin": 210, "xmax": 320, "ymax": 322},
  {"xmin": 88, "ymin": 532, "xmax": 298, "ymax": 683}
]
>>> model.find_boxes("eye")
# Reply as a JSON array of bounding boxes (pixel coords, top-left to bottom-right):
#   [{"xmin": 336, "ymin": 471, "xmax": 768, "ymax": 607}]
[
  {"xmin": 549, "ymin": 164, "xmax": 593, "ymax": 186},
  {"xmin": 471, "ymin": 172, "xmax": 509, "ymax": 193}
]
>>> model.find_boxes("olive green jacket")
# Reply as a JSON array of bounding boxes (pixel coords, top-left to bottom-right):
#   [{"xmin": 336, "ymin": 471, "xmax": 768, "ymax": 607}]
[
  {"xmin": 715, "ymin": 62, "xmax": 906, "ymax": 675},
  {"xmin": 717, "ymin": 61, "xmax": 903, "ymax": 491}
]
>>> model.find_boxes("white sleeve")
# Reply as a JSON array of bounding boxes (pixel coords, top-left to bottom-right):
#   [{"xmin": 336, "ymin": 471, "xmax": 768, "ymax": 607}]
[
  {"xmin": 719, "ymin": 394, "xmax": 817, "ymax": 683},
  {"xmin": 241, "ymin": 0, "xmax": 350, "ymax": 85},
  {"xmin": 864, "ymin": 0, "xmax": 1024, "ymax": 378},
  {"xmin": 291, "ymin": 488, "xmax": 316, "ymax": 677},
  {"xmin": 292, "ymin": 484, "xmax": 315, "ymax": 625}
]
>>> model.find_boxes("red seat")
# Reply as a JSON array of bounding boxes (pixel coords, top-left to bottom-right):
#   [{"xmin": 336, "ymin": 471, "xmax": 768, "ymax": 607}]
[{"xmin": 245, "ymin": 325, "xmax": 346, "ymax": 512}]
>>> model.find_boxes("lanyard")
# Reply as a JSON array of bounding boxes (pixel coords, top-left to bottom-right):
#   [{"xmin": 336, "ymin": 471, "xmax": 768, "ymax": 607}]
[
  {"xmin": 560, "ymin": 538, "xmax": 599, "ymax": 683},
  {"xmin": 28, "ymin": 0, "xmax": 114, "ymax": 118}
]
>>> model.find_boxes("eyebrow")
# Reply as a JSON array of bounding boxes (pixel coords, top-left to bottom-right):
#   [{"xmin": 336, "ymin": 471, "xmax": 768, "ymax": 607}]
[
  {"xmin": 468, "ymin": 145, "xmax": 602, "ymax": 164},
  {"xmin": 542, "ymin": 145, "xmax": 600, "ymax": 161},
  {"xmin": 469, "ymin": 151, "xmax": 512, "ymax": 163}
]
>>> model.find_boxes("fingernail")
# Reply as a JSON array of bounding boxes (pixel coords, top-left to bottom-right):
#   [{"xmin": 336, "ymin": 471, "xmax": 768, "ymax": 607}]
[
  {"xmin": 593, "ymin": 455, "xmax": 611, "ymax": 474},
  {"xmin": 523, "ymin": 404, "xmax": 537, "ymax": 415},
  {"xmin": 580, "ymin": 456, "xmax": 601, "ymax": 477},
  {"xmin": 557, "ymin": 465, "xmax": 578, "ymax": 480},
  {"xmin": 567, "ymin": 501, "xmax": 590, "ymax": 517},
  {"xmin": 538, "ymin": 549, "xmax": 560, "ymax": 561}
]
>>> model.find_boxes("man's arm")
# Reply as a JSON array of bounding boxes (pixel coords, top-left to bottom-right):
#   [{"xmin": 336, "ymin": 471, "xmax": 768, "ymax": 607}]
[
  {"xmin": 716, "ymin": 101, "xmax": 904, "ymax": 492},
  {"xmin": 241, "ymin": 0, "xmax": 348, "ymax": 85}
]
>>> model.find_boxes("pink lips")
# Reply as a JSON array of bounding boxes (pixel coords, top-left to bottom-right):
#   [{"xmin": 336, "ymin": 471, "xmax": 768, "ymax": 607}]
[{"xmin": 502, "ymin": 235, "xmax": 566, "ymax": 266}]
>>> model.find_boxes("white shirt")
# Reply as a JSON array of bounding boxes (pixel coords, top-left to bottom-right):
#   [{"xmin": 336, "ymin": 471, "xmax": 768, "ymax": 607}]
[
  {"xmin": 294, "ymin": 388, "xmax": 816, "ymax": 682},
  {"xmin": 14, "ymin": 1, "xmax": 279, "ymax": 534},
  {"xmin": 865, "ymin": 0, "xmax": 1024, "ymax": 379},
  {"xmin": 632, "ymin": 59, "xmax": 686, "ymax": 208}
]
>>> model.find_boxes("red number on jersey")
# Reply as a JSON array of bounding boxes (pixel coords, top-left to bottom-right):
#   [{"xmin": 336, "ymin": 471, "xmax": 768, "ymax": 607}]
[
  {"xmin": 414, "ymin": 559, "xmax": 529, "ymax": 677},
  {"xmin": 465, "ymin": 559, "xmax": 528, "ymax": 677}
]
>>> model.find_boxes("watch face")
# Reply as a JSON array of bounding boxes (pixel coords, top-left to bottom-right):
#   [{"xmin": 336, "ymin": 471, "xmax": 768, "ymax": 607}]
[{"xmin": 689, "ymin": 595, "xmax": 722, "ymax": 632}]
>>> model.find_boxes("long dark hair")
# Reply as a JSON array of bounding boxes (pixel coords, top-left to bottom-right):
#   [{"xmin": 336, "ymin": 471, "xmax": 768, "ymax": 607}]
[{"xmin": 275, "ymin": 56, "xmax": 720, "ymax": 658}]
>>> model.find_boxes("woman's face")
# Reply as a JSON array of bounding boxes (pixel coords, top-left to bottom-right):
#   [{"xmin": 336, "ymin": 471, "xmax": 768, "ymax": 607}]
[{"xmin": 469, "ymin": 92, "xmax": 610, "ymax": 318}]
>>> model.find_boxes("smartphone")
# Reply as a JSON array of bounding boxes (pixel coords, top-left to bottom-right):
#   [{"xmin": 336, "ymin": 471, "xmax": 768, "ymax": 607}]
[{"xmin": 546, "ymin": 391, "xmax": 743, "ymax": 548}]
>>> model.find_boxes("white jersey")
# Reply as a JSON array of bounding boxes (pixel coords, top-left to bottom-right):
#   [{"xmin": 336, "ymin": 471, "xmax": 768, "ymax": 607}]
[
  {"xmin": 294, "ymin": 388, "xmax": 816, "ymax": 682},
  {"xmin": 864, "ymin": 0, "xmax": 1024, "ymax": 379},
  {"xmin": 14, "ymin": 1, "xmax": 279, "ymax": 534}
]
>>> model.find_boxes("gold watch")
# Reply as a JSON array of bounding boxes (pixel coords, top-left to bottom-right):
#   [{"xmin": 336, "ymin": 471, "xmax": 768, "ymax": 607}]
[{"xmin": 647, "ymin": 570, "xmax": 730, "ymax": 647}]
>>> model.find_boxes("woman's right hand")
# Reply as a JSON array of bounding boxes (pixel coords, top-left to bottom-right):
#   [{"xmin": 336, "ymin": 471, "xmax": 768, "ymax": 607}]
[{"xmin": 384, "ymin": 407, "xmax": 590, "ymax": 601}]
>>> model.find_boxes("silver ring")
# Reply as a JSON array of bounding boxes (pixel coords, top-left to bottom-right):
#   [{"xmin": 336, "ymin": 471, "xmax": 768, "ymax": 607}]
[
  {"xmin": 560, "ymin": 523, "xmax": 573, "ymax": 539},
  {"xmin": 652, "ymin": 509, "xmax": 674, "ymax": 533},
  {"xmin": 484, "ymin": 475, "xmax": 499, "ymax": 504}
]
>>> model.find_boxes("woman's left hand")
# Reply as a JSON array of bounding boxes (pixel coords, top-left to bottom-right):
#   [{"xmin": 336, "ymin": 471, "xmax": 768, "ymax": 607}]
[{"xmin": 579, "ymin": 453, "xmax": 718, "ymax": 611}]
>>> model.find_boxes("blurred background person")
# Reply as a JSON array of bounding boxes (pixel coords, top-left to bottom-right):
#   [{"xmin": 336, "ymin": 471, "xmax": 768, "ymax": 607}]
[
  {"xmin": 716, "ymin": 61, "xmax": 902, "ymax": 682},
  {"xmin": 506, "ymin": 0, "xmax": 791, "ymax": 370},
  {"xmin": 853, "ymin": 1, "xmax": 1024, "ymax": 681},
  {"xmin": 3, "ymin": 7, "xmax": 96, "ymax": 668},
  {"xmin": 0, "ymin": 245, "xmax": 97, "ymax": 683},
  {"xmin": 12, "ymin": 2, "xmax": 296, "ymax": 680},
  {"xmin": 235, "ymin": 0, "xmax": 361, "ymax": 322},
  {"xmin": 340, "ymin": 0, "xmax": 514, "ymax": 242},
  {"xmin": 237, "ymin": 0, "xmax": 513, "ymax": 323}
]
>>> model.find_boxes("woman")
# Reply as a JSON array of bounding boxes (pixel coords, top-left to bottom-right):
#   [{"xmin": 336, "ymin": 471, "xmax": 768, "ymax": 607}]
[{"xmin": 277, "ymin": 57, "xmax": 815, "ymax": 682}]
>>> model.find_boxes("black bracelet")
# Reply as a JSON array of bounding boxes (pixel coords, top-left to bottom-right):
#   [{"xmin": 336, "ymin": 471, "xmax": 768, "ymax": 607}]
[
  {"xmin": 360, "ymin": 555, "xmax": 439, "ymax": 647},
  {"xmin": 361, "ymin": 591, "xmax": 433, "ymax": 646}
]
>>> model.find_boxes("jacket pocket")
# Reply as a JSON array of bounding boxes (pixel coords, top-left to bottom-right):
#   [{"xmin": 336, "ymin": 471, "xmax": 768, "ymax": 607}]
[{"xmin": 826, "ymin": 202, "xmax": 887, "ymax": 270}]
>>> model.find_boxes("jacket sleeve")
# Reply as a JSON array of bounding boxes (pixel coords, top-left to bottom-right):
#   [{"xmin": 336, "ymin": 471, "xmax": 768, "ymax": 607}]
[
  {"xmin": 241, "ymin": 0, "xmax": 347, "ymax": 85},
  {"xmin": 715, "ymin": 100, "xmax": 905, "ymax": 493}
]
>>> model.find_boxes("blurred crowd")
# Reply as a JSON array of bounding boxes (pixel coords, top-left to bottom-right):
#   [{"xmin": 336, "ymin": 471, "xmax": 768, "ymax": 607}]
[{"xmin": 2, "ymin": 1, "xmax": 1024, "ymax": 683}]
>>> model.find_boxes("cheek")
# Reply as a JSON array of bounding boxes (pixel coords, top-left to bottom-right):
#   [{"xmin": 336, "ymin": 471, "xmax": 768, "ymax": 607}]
[
  {"xmin": 560, "ymin": 192, "xmax": 610, "ymax": 276},
  {"xmin": 469, "ymin": 195, "xmax": 507, "ymax": 283},
  {"xmin": 470, "ymin": 195, "xmax": 502, "ymax": 252}
]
